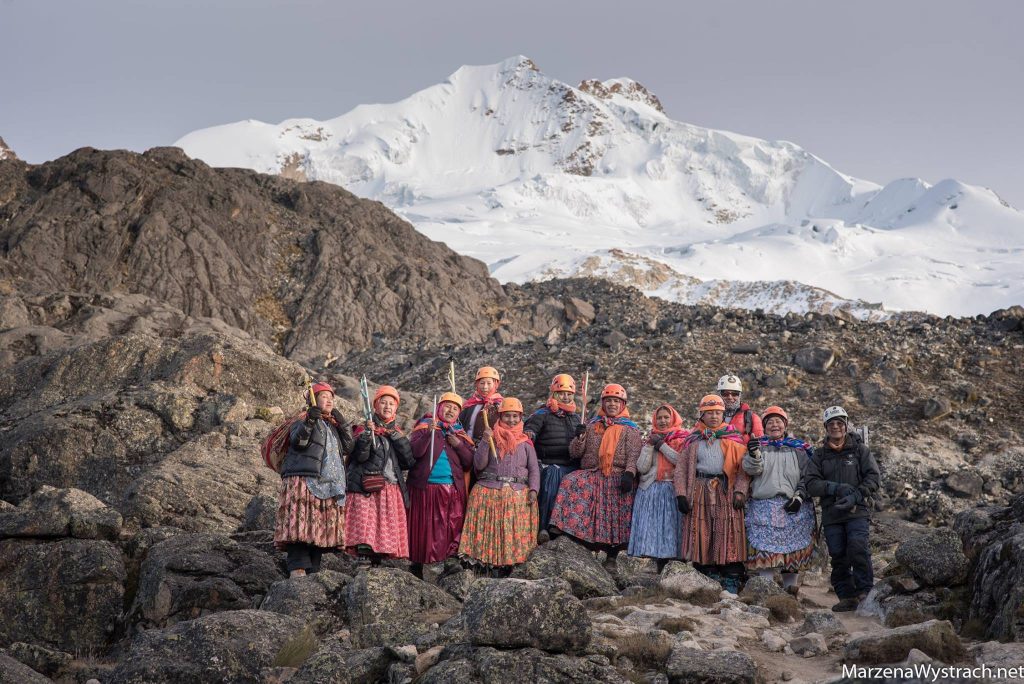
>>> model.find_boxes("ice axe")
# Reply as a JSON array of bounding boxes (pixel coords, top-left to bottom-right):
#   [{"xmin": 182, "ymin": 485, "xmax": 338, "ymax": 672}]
[{"xmin": 359, "ymin": 375, "xmax": 378, "ymax": 449}]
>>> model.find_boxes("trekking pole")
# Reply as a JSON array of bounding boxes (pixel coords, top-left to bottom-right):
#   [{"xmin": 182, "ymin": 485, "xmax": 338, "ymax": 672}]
[
  {"xmin": 580, "ymin": 370, "xmax": 590, "ymax": 423},
  {"xmin": 359, "ymin": 375, "xmax": 378, "ymax": 449},
  {"xmin": 429, "ymin": 394, "xmax": 438, "ymax": 471},
  {"xmin": 481, "ymin": 406, "xmax": 498, "ymax": 458}
]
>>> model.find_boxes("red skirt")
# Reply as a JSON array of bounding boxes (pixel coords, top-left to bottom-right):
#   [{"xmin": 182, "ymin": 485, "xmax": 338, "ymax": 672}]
[
  {"xmin": 407, "ymin": 484, "xmax": 465, "ymax": 564},
  {"xmin": 344, "ymin": 482, "xmax": 409, "ymax": 559},
  {"xmin": 274, "ymin": 477, "xmax": 345, "ymax": 550}
]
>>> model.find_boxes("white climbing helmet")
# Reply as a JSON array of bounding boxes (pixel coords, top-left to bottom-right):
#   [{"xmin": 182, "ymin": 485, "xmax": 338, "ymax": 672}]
[
  {"xmin": 822, "ymin": 406, "xmax": 849, "ymax": 425},
  {"xmin": 717, "ymin": 374, "xmax": 742, "ymax": 393}
]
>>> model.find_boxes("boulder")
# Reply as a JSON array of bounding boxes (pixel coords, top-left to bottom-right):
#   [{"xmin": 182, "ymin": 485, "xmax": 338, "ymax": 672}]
[
  {"xmin": 967, "ymin": 495, "xmax": 1024, "ymax": 641},
  {"xmin": 259, "ymin": 571, "xmax": 349, "ymax": 636},
  {"xmin": 944, "ymin": 469, "xmax": 984, "ymax": 498},
  {"xmin": 658, "ymin": 563, "xmax": 723, "ymax": 605},
  {"xmin": 345, "ymin": 567, "xmax": 461, "ymax": 648},
  {"xmin": 419, "ymin": 646, "xmax": 629, "ymax": 684},
  {"xmin": 4, "ymin": 642, "xmax": 72, "ymax": 678},
  {"xmin": 793, "ymin": 347, "xmax": 835, "ymax": 374},
  {"xmin": 437, "ymin": 567, "xmax": 476, "ymax": 601},
  {"xmin": 290, "ymin": 642, "xmax": 395, "ymax": 684},
  {"xmin": 511, "ymin": 535, "xmax": 618, "ymax": 598},
  {"xmin": 0, "ymin": 538, "xmax": 124, "ymax": 652},
  {"xmin": 0, "ymin": 486, "xmax": 122, "ymax": 541},
  {"xmin": 464, "ymin": 578, "xmax": 591, "ymax": 653},
  {"xmin": 603, "ymin": 330, "xmax": 629, "ymax": 351},
  {"xmin": 789, "ymin": 632, "xmax": 828, "ymax": 657},
  {"xmin": 564, "ymin": 297, "xmax": 596, "ymax": 327},
  {"xmin": 239, "ymin": 494, "xmax": 278, "ymax": 532},
  {"xmin": 109, "ymin": 610, "xmax": 307, "ymax": 684},
  {"xmin": 738, "ymin": 575, "xmax": 785, "ymax": 605},
  {"xmin": 895, "ymin": 528, "xmax": 969, "ymax": 586},
  {"xmin": 0, "ymin": 653, "xmax": 51, "ymax": 683},
  {"xmin": 921, "ymin": 397, "xmax": 953, "ymax": 421},
  {"xmin": 665, "ymin": 646, "xmax": 757, "ymax": 684},
  {"xmin": 613, "ymin": 554, "xmax": 659, "ymax": 589},
  {"xmin": 843, "ymin": 619, "xmax": 966, "ymax": 665},
  {"xmin": 797, "ymin": 610, "xmax": 846, "ymax": 637},
  {"xmin": 127, "ymin": 532, "xmax": 283, "ymax": 629}
]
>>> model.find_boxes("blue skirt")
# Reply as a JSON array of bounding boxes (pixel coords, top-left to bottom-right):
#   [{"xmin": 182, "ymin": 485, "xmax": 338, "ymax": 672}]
[
  {"xmin": 539, "ymin": 463, "xmax": 577, "ymax": 531},
  {"xmin": 627, "ymin": 481, "xmax": 681, "ymax": 559}
]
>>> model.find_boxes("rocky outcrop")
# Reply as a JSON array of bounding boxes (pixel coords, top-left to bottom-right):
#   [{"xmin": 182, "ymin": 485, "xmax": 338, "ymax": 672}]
[
  {"xmin": 964, "ymin": 494, "xmax": 1024, "ymax": 641},
  {"xmin": 510, "ymin": 535, "xmax": 618, "ymax": 598},
  {"xmin": 895, "ymin": 528, "xmax": 970, "ymax": 586},
  {"xmin": 0, "ymin": 486, "xmax": 121, "ymax": 540},
  {"xmin": 127, "ymin": 533, "xmax": 283, "ymax": 630},
  {"xmin": 109, "ymin": 610, "xmax": 306, "ymax": 684},
  {"xmin": 665, "ymin": 646, "xmax": 757, "ymax": 684},
  {"xmin": 0, "ymin": 147, "xmax": 506, "ymax": 361},
  {"xmin": 345, "ymin": 568, "xmax": 461, "ymax": 648},
  {"xmin": 420, "ymin": 646, "xmax": 629, "ymax": 684},
  {"xmin": 260, "ymin": 571, "xmax": 349, "ymax": 636},
  {"xmin": 0, "ymin": 538, "xmax": 125, "ymax": 651},
  {"xmin": 843, "ymin": 619, "xmax": 967, "ymax": 665},
  {"xmin": 464, "ymin": 578, "xmax": 592, "ymax": 653}
]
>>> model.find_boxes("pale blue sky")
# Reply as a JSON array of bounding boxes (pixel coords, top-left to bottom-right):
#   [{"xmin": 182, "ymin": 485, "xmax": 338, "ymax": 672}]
[{"xmin": 2, "ymin": 0, "xmax": 1021, "ymax": 206}]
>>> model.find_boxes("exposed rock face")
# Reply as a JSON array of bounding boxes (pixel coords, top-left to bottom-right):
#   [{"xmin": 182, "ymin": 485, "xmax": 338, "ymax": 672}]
[
  {"xmin": 259, "ymin": 571, "xmax": 350, "ymax": 636},
  {"xmin": 0, "ymin": 538, "xmax": 125, "ymax": 651},
  {"xmin": 464, "ymin": 578, "xmax": 592, "ymax": 653},
  {"xmin": 0, "ymin": 486, "xmax": 121, "ymax": 540},
  {"xmin": 0, "ymin": 147, "xmax": 505, "ymax": 361},
  {"xmin": 420, "ymin": 646, "xmax": 629, "ymax": 684},
  {"xmin": 127, "ymin": 533, "xmax": 283, "ymax": 630},
  {"xmin": 895, "ymin": 528, "xmax": 970, "ymax": 586},
  {"xmin": 843, "ymin": 619, "xmax": 967, "ymax": 665},
  {"xmin": 964, "ymin": 494, "xmax": 1024, "ymax": 641},
  {"xmin": 109, "ymin": 610, "xmax": 306, "ymax": 684},
  {"xmin": 658, "ymin": 562, "xmax": 723, "ymax": 605},
  {"xmin": 344, "ymin": 567, "xmax": 461, "ymax": 648},
  {"xmin": 665, "ymin": 646, "xmax": 757, "ymax": 684},
  {"xmin": 510, "ymin": 535, "xmax": 618, "ymax": 598}
]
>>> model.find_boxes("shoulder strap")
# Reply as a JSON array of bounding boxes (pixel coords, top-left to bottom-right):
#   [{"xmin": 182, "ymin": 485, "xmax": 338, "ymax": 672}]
[{"xmin": 744, "ymin": 409, "xmax": 752, "ymax": 435}]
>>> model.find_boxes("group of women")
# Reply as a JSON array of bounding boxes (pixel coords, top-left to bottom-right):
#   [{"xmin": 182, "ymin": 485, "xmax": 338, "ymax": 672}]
[{"xmin": 272, "ymin": 369, "xmax": 819, "ymax": 595}]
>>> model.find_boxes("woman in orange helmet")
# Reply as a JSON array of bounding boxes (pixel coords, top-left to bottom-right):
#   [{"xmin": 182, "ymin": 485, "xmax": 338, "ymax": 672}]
[
  {"xmin": 549, "ymin": 383, "xmax": 643, "ymax": 552},
  {"xmin": 627, "ymin": 404, "xmax": 690, "ymax": 562},
  {"xmin": 459, "ymin": 397, "xmax": 540, "ymax": 573},
  {"xmin": 742, "ymin": 406, "xmax": 817, "ymax": 596},
  {"xmin": 458, "ymin": 366, "xmax": 504, "ymax": 444},
  {"xmin": 407, "ymin": 393, "xmax": 476, "ymax": 568},
  {"xmin": 673, "ymin": 394, "xmax": 751, "ymax": 594},
  {"xmin": 523, "ymin": 373, "xmax": 583, "ymax": 541}
]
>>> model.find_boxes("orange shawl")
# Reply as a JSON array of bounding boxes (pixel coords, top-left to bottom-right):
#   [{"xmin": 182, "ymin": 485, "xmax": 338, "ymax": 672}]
[
  {"xmin": 595, "ymin": 407, "xmax": 633, "ymax": 476},
  {"xmin": 492, "ymin": 420, "xmax": 529, "ymax": 458}
]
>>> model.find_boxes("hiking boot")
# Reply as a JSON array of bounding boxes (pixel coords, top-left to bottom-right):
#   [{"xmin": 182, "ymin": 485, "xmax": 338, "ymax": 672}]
[
  {"xmin": 537, "ymin": 530, "xmax": 550, "ymax": 544},
  {"xmin": 831, "ymin": 597, "xmax": 860, "ymax": 612}
]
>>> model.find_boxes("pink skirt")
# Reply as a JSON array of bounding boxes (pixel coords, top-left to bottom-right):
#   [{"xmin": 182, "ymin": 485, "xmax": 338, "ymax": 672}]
[
  {"xmin": 407, "ymin": 484, "xmax": 465, "ymax": 564},
  {"xmin": 274, "ymin": 477, "xmax": 345, "ymax": 550},
  {"xmin": 344, "ymin": 482, "xmax": 409, "ymax": 558}
]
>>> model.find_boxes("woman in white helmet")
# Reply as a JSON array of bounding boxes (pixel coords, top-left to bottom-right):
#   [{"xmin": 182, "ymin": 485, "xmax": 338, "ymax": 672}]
[{"xmin": 742, "ymin": 405, "xmax": 817, "ymax": 596}]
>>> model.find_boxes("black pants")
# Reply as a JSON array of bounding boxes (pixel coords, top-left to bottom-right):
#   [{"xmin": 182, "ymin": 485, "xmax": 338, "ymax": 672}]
[
  {"xmin": 286, "ymin": 543, "xmax": 323, "ymax": 573},
  {"xmin": 823, "ymin": 517, "xmax": 873, "ymax": 598}
]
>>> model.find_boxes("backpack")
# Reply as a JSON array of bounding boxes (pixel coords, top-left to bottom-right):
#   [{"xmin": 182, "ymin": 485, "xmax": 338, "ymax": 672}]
[{"xmin": 261, "ymin": 413, "xmax": 303, "ymax": 472}]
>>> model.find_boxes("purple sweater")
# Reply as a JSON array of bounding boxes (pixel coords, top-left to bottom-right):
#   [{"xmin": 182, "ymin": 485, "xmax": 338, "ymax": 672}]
[
  {"xmin": 407, "ymin": 428, "xmax": 474, "ymax": 497},
  {"xmin": 473, "ymin": 438, "xmax": 540, "ymax": 493}
]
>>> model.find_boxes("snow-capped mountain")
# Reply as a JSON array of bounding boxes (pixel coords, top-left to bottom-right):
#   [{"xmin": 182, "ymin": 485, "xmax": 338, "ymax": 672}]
[{"xmin": 175, "ymin": 56, "xmax": 1024, "ymax": 318}]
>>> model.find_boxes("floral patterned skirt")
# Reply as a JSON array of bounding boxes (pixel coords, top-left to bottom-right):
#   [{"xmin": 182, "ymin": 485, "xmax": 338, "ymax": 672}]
[
  {"xmin": 550, "ymin": 469, "xmax": 634, "ymax": 546},
  {"xmin": 745, "ymin": 495, "xmax": 817, "ymax": 572},
  {"xmin": 459, "ymin": 485, "xmax": 539, "ymax": 567},
  {"xmin": 344, "ymin": 482, "xmax": 409, "ymax": 559},
  {"xmin": 274, "ymin": 476, "xmax": 345, "ymax": 550}
]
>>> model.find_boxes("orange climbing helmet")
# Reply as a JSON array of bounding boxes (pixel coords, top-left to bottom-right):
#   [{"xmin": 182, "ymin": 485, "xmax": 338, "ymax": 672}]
[
  {"xmin": 698, "ymin": 394, "xmax": 726, "ymax": 412},
  {"xmin": 475, "ymin": 366, "xmax": 501, "ymax": 382},
  {"xmin": 601, "ymin": 384, "xmax": 628, "ymax": 401},
  {"xmin": 438, "ymin": 392, "xmax": 464, "ymax": 410},
  {"xmin": 549, "ymin": 374, "xmax": 576, "ymax": 393},
  {"xmin": 499, "ymin": 397, "xmax": 524, "ymax": 414},
  {"xmin": 761, "ymin": 405, "xmax": 789, "ymax": 426}
]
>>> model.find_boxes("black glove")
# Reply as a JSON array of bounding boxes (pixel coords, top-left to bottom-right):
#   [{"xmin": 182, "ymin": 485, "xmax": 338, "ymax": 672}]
[
  {"xmin": 833, "ymin": 493, "xmax": 858, "ymax": 512},
  {"xmin": 677, "ymin": 495, "xmax": 690, "ymax": 514},
  {"xmin": 330, "ymin": 408, "xmax": 348, "ymax": 426},
  {"xmin": 574, "ymin": 424, "xmax": 587, "ymax": 438},
  {"xmin": 306, "ymin": 406, "xmax": 323, "ymax": 423},
  {"xmin": 828, "ymin": 482, "xmax": 856, "ymax": 497},
  {"xmin": 732, "ymin": 491, "xmax": 747, "ymax": 510},
  {"xmin": 747, "ymin": 438, "xmax": 761, "ymax": 458},
  {"xmin": 649, "ymin": 434, "xmax": 665, "ymax": 449},
  {"xmin": 619, "ymin": 472, "xmax": 635, "ymax": 493},
  {"xmin": 783, "ymin": 495, "xmax": 802, "ymax": 513}
]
